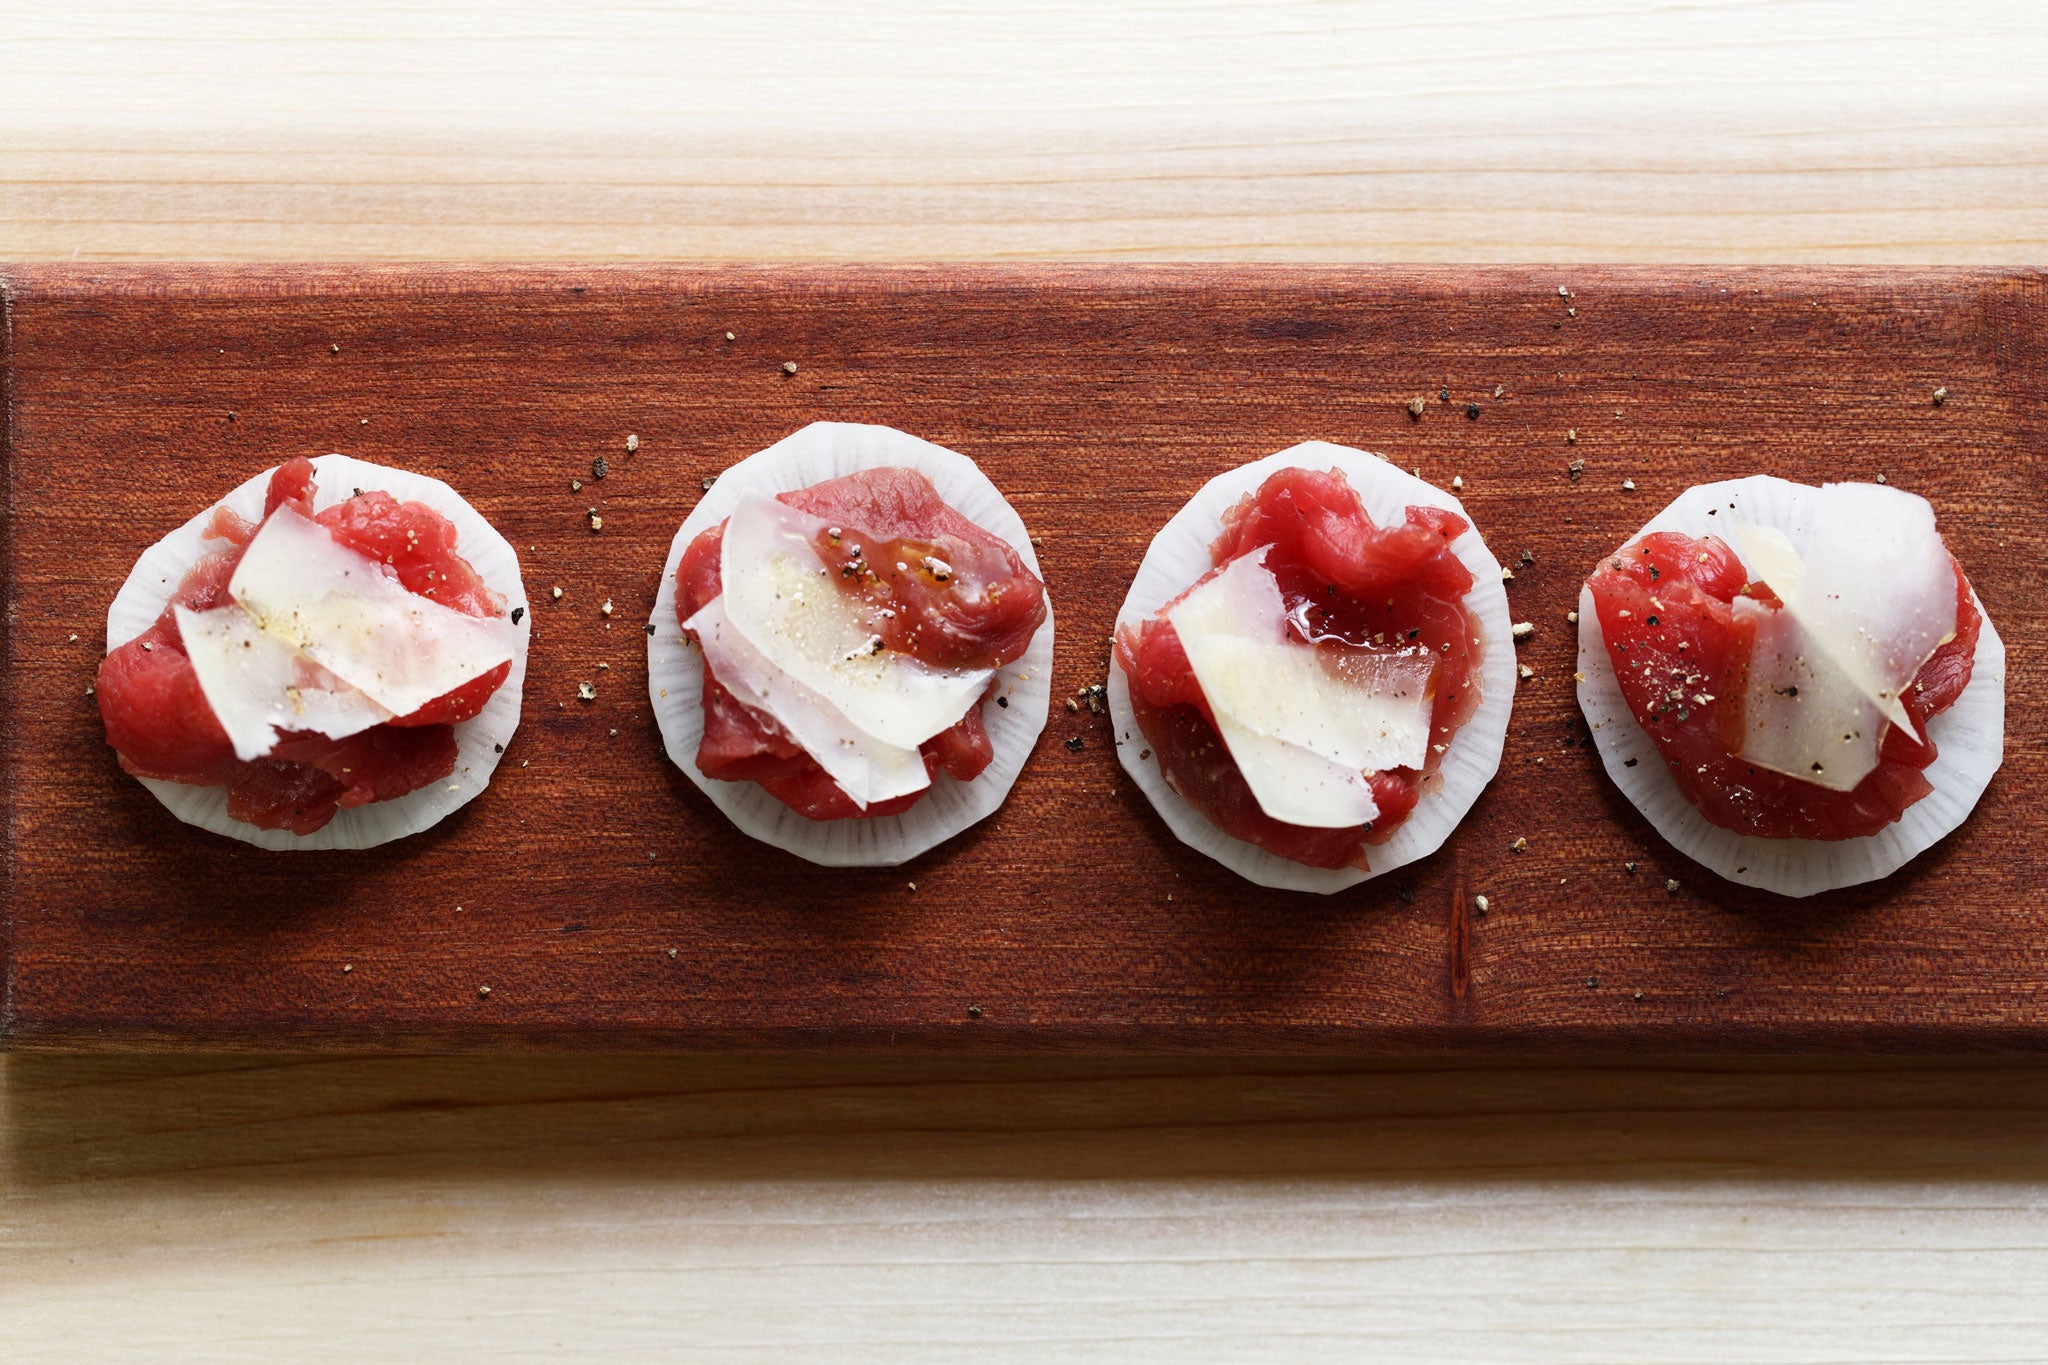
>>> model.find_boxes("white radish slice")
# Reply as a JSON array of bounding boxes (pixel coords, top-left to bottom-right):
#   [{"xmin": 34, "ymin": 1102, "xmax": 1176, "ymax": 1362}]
[
  {"xmin": 1575, "ymin": 475, "xmax": 2005, "ymax": 897},
  {"xmin": 105, "ymin": 454, "xmax": 531, "ymax": 851},
  {"xmin": 647, "ymin": 422, "xmax": 1054, "ymax": 867},
  {"xmin": 1107, "ymin": 441, "xmax": 1517, "ymax": 894}
]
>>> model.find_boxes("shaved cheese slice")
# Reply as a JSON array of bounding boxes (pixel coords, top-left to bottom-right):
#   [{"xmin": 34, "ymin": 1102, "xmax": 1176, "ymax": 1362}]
[
  {"xmin": 1166, "ymin": 549, "xmax": 1437, "ymax": 829},
  {"xmin": 1730, "ymin": 596, "xmax": 1889, "ymax": 791},
  {"xmin": 229, "ymin": 507, "xmax": 519, "ymax": 719},
  {"xmin": 1178, "ymin": 636, "xmax": 1436, "ymax": 773},
  {"xmin": 174, "ymin": 604, "xmax": 393, "ymax": 760},
  {"xmin": 1728, "ymin": 482, "xmax": 1956, "ymax": 789},
  {"xmin": 685, "ymin": 594, "xmax": 931, "ymax": 809},
  {"xmin": 1205, "ymin": 710, "xmax": 1379, "ymax": 829},
  {"xmin": 1790, "ymin": 483, "xmax": 1955, "ymax": 737},
  {"xmin": 1728, "ymin": 522, "xmax": 1804, "ymax": 598},
  {"xmin": 718, "ymin": 491, "xmax": 991, "ymax": 750}
]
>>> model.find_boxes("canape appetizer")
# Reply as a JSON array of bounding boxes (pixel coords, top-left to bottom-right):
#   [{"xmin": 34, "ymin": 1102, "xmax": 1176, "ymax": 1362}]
[
  {"xmin": 648, "ymin": 423, "xmax": 1053, "ymax": 866},
  {"xmin": 1577, "ymin": 476, "xmax": 2005, "ymax": 895},
  {"xmin": 1109, "ymin": 442, "xmax": 1516, "ymax": 892},
  {"xmin": 98, "ymin": 454, "xmax": 530, "ymax": 849}
]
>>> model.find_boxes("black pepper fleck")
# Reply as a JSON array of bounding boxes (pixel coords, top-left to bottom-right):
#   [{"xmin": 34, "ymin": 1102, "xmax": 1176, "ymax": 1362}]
[
  {"xmin": 995, "ymin": 695, "xmax": 1009, "ymax": 708},
  {"xmin": 644, "ymin": 622, "xmax": 657, "ymax": 636},
  {"xmin": 1064, "ymin": 736, "xmax": 1086, "ymax": 752},
  {"xmin": 510, "ymin": 606, "xmax": 526, "ymax": 625},
  {"xmin": 591, "ymin": 456, "xmax": 609, "ymax": 480},
  {"xmin": 1465, "ymin": 403, "xmax": 1481, "ymax": 420}
]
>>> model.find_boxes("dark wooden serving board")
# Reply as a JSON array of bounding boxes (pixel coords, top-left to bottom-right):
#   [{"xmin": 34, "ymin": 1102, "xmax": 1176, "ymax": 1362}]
[{"xmin": 2, "ymin": 264, "xmax": 2043, "ymax": 1052}]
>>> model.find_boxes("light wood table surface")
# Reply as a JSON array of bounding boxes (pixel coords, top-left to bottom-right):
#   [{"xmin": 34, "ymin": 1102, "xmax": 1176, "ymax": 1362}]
[{"xmin": 5, "ymin": 4, "xmax": 2047, "ymax": 1360}]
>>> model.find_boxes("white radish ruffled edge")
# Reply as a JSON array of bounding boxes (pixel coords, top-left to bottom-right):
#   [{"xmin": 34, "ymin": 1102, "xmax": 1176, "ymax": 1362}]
[
  {"xmin": 1107, "ymin": 441, "xmax": 1517, "ymax": 894},
  {"xmin": 105, "ymin": 454, "xmax": 531, "ymax": 851},
  {"xmin": 1574, "ymin": 475, "xmax": 2005, "ymax": 897},
  {"xmin": 647, "ymin": 422, "xmax": 1054, "ymax": 867}
]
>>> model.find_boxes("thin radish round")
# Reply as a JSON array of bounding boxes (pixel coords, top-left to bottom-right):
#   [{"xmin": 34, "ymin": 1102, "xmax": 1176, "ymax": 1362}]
[
  {"xmin": 106, "ymin": 453, "xmax": 530, "ymax": 851},
  {"xmin": 1108, "ymin": 441, "xmax": 1516, "ymax": 893},
  {"xmin": 1575, "ymin": 475, "xmax": 2005, "ymax": 896},
  {"xmin": 647, "ymin": 423, "xmax": 1054, "ymax": 867}
]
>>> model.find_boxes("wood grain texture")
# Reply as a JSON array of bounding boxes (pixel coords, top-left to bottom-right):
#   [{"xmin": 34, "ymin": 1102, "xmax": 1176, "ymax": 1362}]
[
  {"xmin": 8, "ymin": 1052, "xmax": 2048, "ymax": 1364},
  {"xmin": 8, "ymin": 8, "xmax": 2048, "ymax": 1357},
  {"xmin": 2, "ymin": 2, "xmax": 2045, "ymax": 264},
  {"xmin": 5, "ymin": 262, "xmax": 2042, "ymax": 1051}
]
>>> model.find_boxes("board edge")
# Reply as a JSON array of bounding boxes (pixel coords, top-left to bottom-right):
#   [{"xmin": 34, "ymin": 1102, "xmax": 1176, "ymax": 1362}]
[
  {"xmin": 1, "ymin": 264, "xmax": 17, "ymax": 1049},
  {"xmin": 11, "ymin": 1019, "xmax": 2048, "ymax": 1056},
  {"xmin": 0, "ymin": 260, "xmax": 2031, "ymax": 304}
]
